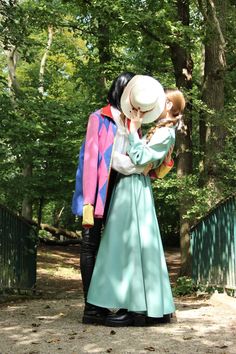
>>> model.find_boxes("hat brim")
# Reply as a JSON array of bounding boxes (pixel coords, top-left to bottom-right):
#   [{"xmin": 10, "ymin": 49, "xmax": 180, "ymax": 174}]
[{"xmin": 120, "ymin": 75, "xmax": 166, "ymax": 124}]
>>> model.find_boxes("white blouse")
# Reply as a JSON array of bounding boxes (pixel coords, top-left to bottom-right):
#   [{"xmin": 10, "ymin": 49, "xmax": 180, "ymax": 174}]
[{"xmin": 111, "ymin": 106, "xmax": 144, "ymax": 175}]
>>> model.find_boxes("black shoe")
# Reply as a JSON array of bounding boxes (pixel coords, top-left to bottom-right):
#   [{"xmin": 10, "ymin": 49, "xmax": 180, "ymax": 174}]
[
  {"xmin": 113, "ymin": 308, "xmax": 128, "ymax": 316},
  {"xmin": 145, "ymin": 314, "xmax": 172, "ymax": 326},
  {"xmin": 82, "ymin": 303, "xmax": 112, "ymax": 325},
  {"xmin": 105, "ymin": 310, "xmax": 146, "ymax": 327}
]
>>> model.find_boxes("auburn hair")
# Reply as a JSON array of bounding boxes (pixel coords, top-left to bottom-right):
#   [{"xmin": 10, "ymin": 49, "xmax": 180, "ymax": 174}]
[{"xmin": 145, "ymin": 88, "xmax": 185, "ymax": 143}]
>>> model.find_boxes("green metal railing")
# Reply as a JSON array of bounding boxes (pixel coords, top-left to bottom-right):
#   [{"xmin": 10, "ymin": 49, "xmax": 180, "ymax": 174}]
[
  {"xmin": 0, "ymin": 205, "xmax": 37, "ymax": 293},
  {"xmin": 190, "ymin": 195, "xmax": 236, "ymax": 290}
]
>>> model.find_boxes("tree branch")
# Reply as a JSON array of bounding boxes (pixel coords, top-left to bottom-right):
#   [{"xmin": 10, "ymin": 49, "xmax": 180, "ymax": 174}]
[
  {"xmin": 197, "ymin": 0, "xmax": 209, "ymax": 21},
  {"xmin": 208, "ymin": 0, "xmax": 226, "ymax": 49},
  {"xmin": 38, "ymin": 25, "xmax": 54, "ymax": 95},
  {"xmin": 22, "ymin": 217, "xmax": 82, "ymax": 240}
]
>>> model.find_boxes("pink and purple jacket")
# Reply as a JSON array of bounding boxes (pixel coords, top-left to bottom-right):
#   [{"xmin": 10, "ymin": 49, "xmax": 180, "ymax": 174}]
[{"xmin": 72, "ymin": 104, "xmax": 117, "ymax": 218}]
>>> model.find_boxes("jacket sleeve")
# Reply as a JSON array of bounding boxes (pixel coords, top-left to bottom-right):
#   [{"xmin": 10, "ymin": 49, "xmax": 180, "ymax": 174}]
[
  {"xmin": 127, "ymin": 127, "xmax": 174, "ymax": 166},
  {"xmin": 82, "ymin": 113, "xmax": 99, "ymax": 206}
]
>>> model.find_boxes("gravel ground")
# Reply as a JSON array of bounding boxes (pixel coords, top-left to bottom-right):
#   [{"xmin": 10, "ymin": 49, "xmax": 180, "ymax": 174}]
[
  {"xmin": 0, "ymin": 293, "xmax": 236, "ymax": 354},
  {"xmin": 0, "ymin": 245, "xmax": 236, "ymax": 354}
]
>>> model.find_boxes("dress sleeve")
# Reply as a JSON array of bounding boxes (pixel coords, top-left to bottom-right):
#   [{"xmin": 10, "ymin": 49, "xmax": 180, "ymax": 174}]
[{"xmin": 127, "ymin": 127, "xmax": 175, "ymax": 166}]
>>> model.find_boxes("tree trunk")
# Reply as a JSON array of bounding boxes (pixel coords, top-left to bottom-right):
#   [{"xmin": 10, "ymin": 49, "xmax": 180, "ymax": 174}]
[
  {"xmin": 21, "ymin": 163, "xmax": 33, "ymax": 219},
  {"xmin": 35, "ymin": 26, "xmax": 54, "ymax": 224},
  {"xmin": 37, "ymin": 197, "xmax": 44, "ymax": 227},
  {"xmin": 199, "ymin": 0, "xmax": 227, "ymax": 191},
  {"xmin": 5, "ymin": 46, "xmax": 20, "ymax": 97},
  {"xmin": 53, "ymin": 205, "xmax": 65, "ymax": 228},
  {"xmin": 169, "ymin": 0, "xmax": 193, "ymax": 276},
  {"xmin": 5, "ymin": 45, "xmax": 34, "ymax": 220}
]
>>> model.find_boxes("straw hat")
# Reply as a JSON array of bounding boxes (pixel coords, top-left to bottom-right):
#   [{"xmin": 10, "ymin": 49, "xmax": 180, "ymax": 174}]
[{"xmin": 120, "ymin": 75, "xmax": 166, "ymax": 124}]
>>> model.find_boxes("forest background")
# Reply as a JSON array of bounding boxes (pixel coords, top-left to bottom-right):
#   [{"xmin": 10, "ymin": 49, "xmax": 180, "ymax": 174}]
[{"xmin": 0, "ymin": 0, "xmax": 235, "ymax": 274}]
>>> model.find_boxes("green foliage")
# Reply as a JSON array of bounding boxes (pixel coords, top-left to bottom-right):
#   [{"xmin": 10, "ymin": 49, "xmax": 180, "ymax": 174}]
[
  {"xmin": 172, "ymin": 277, "xmax": 232, "ymax": 297},
  {"xmin": 172, "ymin": 276, "xmax": 197, "ymax": 296},
  {"xmin": 0, "ymin": 0, "xmax": 235, "ymax": 234},
  {"xmin": 152, "ymin": 171, "xmax": 227, "ymax": 245}
]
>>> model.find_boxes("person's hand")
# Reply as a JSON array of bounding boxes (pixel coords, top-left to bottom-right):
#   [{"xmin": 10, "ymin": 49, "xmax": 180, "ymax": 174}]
[
  {"xmin": 142, "ymin": 163, "xmax": 153, "ymax": 176},
  {"xmin": 164, "ymin": 144, "xmax": 174, "ymax": 164},
  {"xmin": 129, "ymin": 108, "xmax": 144, "ymax": 133}
]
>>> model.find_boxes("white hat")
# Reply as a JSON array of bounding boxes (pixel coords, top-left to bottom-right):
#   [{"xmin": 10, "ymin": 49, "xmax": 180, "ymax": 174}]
[{"xmin": 120, "ymin": 75, "xmax": 166, "ymax": 124}]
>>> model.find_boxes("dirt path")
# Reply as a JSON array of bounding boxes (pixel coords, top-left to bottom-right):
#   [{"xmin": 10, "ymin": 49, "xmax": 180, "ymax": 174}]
[{"xmin": 0, "ymin": 245, "xmax": 236, "ymax": 354}]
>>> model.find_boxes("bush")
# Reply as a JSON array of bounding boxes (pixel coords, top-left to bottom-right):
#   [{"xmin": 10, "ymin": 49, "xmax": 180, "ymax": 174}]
[{"xmin": 172, "ymin": 276, "xmax": 197, "ymax": 296}]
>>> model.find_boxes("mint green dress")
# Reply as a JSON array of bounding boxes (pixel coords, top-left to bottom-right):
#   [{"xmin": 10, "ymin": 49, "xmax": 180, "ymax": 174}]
[{"xmin": 87, "ymin": 127, "xmax": 176, "ymax": 317}]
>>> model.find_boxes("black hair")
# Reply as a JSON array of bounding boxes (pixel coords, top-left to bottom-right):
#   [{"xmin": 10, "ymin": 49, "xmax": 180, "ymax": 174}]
[{"xmin": 107, "ymin": 71, "xmax": 136, "ymax": 110}]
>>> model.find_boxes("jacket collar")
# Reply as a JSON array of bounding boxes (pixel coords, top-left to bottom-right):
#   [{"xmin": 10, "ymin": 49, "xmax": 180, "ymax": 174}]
[{"xmin": 101, "ymin": 104, "xmax": 114, "ymax": 120}]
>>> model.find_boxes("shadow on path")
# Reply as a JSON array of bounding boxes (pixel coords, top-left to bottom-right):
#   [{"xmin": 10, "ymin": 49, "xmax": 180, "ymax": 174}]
[{"xmin": 36, "ymin": 244, "xmax": 180, "ymax": 298}]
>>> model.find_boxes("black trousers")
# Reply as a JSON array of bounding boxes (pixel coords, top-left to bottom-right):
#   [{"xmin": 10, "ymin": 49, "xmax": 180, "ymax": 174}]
[{"xmin": 80, "ymin": 169, "xmax": 117, "ymax": 302}]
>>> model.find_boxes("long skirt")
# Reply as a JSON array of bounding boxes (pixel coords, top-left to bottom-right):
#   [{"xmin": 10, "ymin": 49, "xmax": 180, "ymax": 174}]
[{"xmin": 87, "ymin": 174, "xmax": 175, "ymax": 317}]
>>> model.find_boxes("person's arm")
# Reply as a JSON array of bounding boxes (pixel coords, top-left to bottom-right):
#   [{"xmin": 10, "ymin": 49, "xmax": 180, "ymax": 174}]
[
  {"xmin": 71, "ymin": 142, "xmax": 85, "ymax": 216},
  {"xmin": 111, "ymin": 151, "xmax": 145, "ymax": 175},
  {"xmin": 83, "ymin": 113, "xmax": 99, "ymax": 205},
  {"xmin": 82, "ymin": 113, "xmax": 100, "ymax": 227},
  {"xmin": 151, "ymin": 159, "xmax": 174, "ymax": 179},
  {"xmin": 127, "ymin": 127, "xmax": 174, "ymax": 166},
  {"xmin": 149, "ymin": 144, "xmax": 174, "ymax": 179}
]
